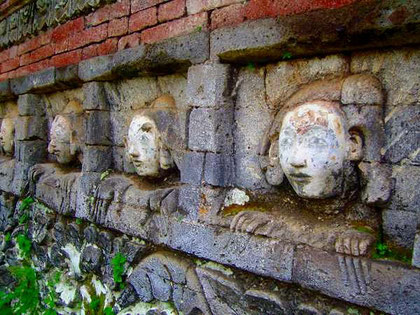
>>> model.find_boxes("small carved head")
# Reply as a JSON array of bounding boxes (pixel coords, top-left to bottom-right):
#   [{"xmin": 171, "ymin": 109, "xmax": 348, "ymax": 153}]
[
  {"xmin": 0, "ymin": 118, "xmax": 15, "ymax": 156},
  {"xmin": 124, "ymin": 95, "xmax": 178, "ymax": 177},
  {"xmin": 278, "ymin": 101, "xmax": 362, "ymax": 199},
  {"xmin": 48, "ymin": 101, "xmax": 84, "ymax": 165}
]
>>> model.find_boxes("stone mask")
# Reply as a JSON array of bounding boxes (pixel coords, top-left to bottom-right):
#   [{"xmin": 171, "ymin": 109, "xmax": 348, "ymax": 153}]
[
  {"xmin": 125, "ymin": 115, "xmax": 174, "ymax": 177},
  {"xmin": 0, "ymin": 118, "xmax": 15, "ymax": 156},
  {"xmin": 278, "ymin": 102, "xmax": 362, "ymax": 199},
  {"xmin": 48, "ymin": 115, "xmax": 77, "ymax": 164}
]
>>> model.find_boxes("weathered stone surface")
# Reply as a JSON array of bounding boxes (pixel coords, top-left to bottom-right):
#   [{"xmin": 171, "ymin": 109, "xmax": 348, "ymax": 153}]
[
  {"xmin": 56, "ymin": 65, "xmax": 82, "ymax": 88},
  {"xmin": 341, "ymin": 74, "xmax": 383, "ymax": 105},
  {"xmin": 413, "ymin": 231, "xmax": 420, "ymax": 268},
  {"xmin": 234, "ymin": 152, "xmax": 269, "ymax": 190},
  {"xmin": 83, "ymin": 81, "xmax": 109, "ymax": 110},
  {"xmin": 81, "ymin": 245, "xmax": 103, "ymax": 273},
  {"xmin": 180, "ymin": 152, "xmax": 204, "ymax": 185},
  {"xmin": 85, "ymin": 110, "xmax": 111, "ymax": 145},
  {"xmin": 383, "ymin": 105, "xmax": 420, "ymax": 165},
  {"xmin": 358, "ymin": 162, "xmax": 392, "ymax": 206},
  {"xmin": 351, "ymin": 48, "xmax": 420, "ymax": 113},
  {"xmin": 0, "ymin": 79, "xmax": 14, "ymax": 101},
  {"xmin": 293, "ymin": 246, "xmax": 420, "ymax": 315},
  {"xmin": 177, "ymin": 185, "xmax": 200, "ymax": 222},
  {"xmin": 79, "ymin": 55, "xmax": 117, "ymax": 82},
  {"xmin": 112, "ymin": 146, "xmax": 136, "ymax": 173},
  {"xmin": 389, "ymin": 165, "xmax": 420, "ymax": 214},
  {"xmin": 186, "ymin": 63, "xmax": 232, "ymax": 108},
  {"xmin": 17, "ymin": 93, "xmax": 45, "ymax": 116},
  {"xmin": 15, "ymin": 116, "xmax": 47, "ymax": 141},
  {"xmin": 82, "ymin": 145, "xmax": 112, "ymax": 172},
  {"xmin": 204, "ymin": 153, "xmax": 233, "ymax": 187},
  {"xmin": 188, "ymin": 108, "xmax": 233, "ymax": 153},
  {"xmin": 15, "ymin": 140, "xmax": 47, "ymax": 165},
  {"xmin": 382, "ymin": 210, "xmax": 418, "ymax": 249},
  {"xmin": 266, "ymin": 54, "xmax": 348, "ymax": 108}
]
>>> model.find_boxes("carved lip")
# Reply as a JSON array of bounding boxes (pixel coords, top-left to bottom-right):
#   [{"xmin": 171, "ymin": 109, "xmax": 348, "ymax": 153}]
[{"xmin": 288, "ymin": 173, "xmax": 311, "ymax": 182}]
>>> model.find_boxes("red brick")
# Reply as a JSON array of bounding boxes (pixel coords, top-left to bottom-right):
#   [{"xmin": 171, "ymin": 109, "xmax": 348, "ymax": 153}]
[
  {"xmin": 97, "ymin": 38, "xmax": 118, "ymax": 55},
  {"xmin": 210, "ymin": 3, "xmax": 245, "ymax": 30},
  {"xmin": 67, "ymin": 23, "xmax": 108, "ymax": 50},
  {"xmin": 110, "ymin": 0, "xmax": 130, "ymax": 19},
  {"xmin": 51, "ymin": 50, "xmax": 82, "ymax": 68},
  {"xmin": 109, "ymin": 17, "xmax": 128, "ymax": 37},
  {"xmin": 52, "ymin": 17, "xmax": 85, "ymax": 42},
  {"xmin": 86, "ymin": 6, "xmax": 110, "ymax": 26},
  {"xmin": 141, "ymin": 12, "xmax": 207, "ymax": 44},
  {"xmin": 82, "ymin": 44, "xmax": 98, "ymax": 60},
  {"xmin": 187, "ymin": 0, "xmax": 241, "ymax": 15},
  {"xmin": 20, "ymin": 45, "xmax": 54, "ymax": 66},
  {"xmin": 0, "ymin": 48, "xmax": 11, "ymax": 63},
  {"xmin": 118, "ymin": 33, "xmax": 140, "ymax": 50},
  {"xmin": 131, "ymin": 0, "xmax": 167, "ymax": 13},
  {"xmin": 0, "ymin": 73, "xmax": 9, "ymax": 81},
  {"xmin": 16, "ymin": 59, "xmax": 51, "ymax": 77},
  {"xmin": 1, "ymin": 57, "xmax": 20, "ymax": 73},
  {"xmin": 55, "ymin": 39, "xmax": 68, "ymax": 54},
  {"xmin": 9, "ymin": 46, "xmax": 18, "ymax": 59},
  {"xmin": 40, "ymin": 29, "xmax": 53, "ymax": 46},
  {"xmin": 18, "ymin": 37, "xmax": 42, "ymax": 55},
  {"xmin": 158, "ymin": 0, "xmax": 185, "ymax": 23},
  {"xmin": 129, "ymin": 7, "xmax": 157, "ymax": 33}
]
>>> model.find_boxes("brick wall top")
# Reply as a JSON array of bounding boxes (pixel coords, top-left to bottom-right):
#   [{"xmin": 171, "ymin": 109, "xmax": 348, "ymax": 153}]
[{"xmin": 0, "ymin": 0, "xmax": 419, "ymax": 82}]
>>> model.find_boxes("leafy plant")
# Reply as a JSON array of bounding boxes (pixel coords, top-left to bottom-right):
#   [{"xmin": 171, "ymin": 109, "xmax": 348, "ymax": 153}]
[
  {"xmin": 282, "ymin": 51, "xmax": 292, "ymax": 60},
  {"xmin": 4, "ymin": 232, "xmax": 11, "ymax": 242},
  {"xmin": 246, "ymin": 62, "xmax": 256, "ymax": 71},
  {"xmin": 195, "ymin": 25, "xmax": 202, "ymax": 32},
  {"xmin": 43, "ymin": 271, "xmax": 61, "ymax": 315},
  {"xmin": 100, "ymin": 169, "xmax": 111, "ymax": 181},
  {"xmin": 347, "ymin": 308, "xmax": 360, "ymax": 315},
  {"xmin": 104, "ymin": 307, "xmax": 115, "ymax": 315},
  {"xmin": 16, "ymin": 234, "xmax": 32, "ymax": 259},
  {"xmin": 19, "ymin": 196, "xmax": 34, "ymax": 212},
  {"xmin": 76, "ymin": 218, "xmax": 83, "ymax": 225},
  {"xmin": 111, "ymin": 252, "xmax": 127, "ymax": 290}
]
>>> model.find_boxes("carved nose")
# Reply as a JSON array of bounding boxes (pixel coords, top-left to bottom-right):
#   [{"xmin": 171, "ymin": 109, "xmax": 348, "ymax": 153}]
[
  {"xmin": 48, "ymin": 142, "xmax": 55, "ymax": 154},
  {"xmin": 129, "ymin": 147, "xmax": 139, "ymax": 157},
  {"xmin": 290, "ymin": 157, "xmax": 307, "ymax": 168}
]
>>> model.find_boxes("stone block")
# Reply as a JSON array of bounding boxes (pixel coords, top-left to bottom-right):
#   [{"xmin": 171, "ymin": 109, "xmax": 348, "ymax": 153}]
[
  {"xmin": 351, "ymin": 48, "xmax": 420, "ymax": 113},
  {"xmin": 16, "ymin": 140, "xmax": 47, "ymax": 165},
  {"xmin": 293, "ymin": 246, "xmax": 420, "ymax": 315},
  {"xmin": 111, "ymin": 44, "xmax": 147, "ymax": 77},
  {"xmin": 83, "ymin": 81, "xmax": 109, "ymax": 110},
  {"xmin": 78, "ymin": 55, "xmax": 117, "ymax": 82},
  {"xmin": 188, "ymin": 108, "xmax": 233, "ymax": 153},
  {"xmin": 186, "ymin": 63, "xmax": 232, "ymax": 108},
  {"xmin": 342, "ymin": 105, "xmax": 384, "ymax": 162},
  {"xmin": 389, "ymin": 165, "xmax": 420, "ymax": 214},
  {"xmin": 234, "ymin": 152, "xmax": 269, "ymax": 190},
  {"xmin": 85, "ymin": 110, "xmax": 111, "ymax": 145},
  {"xmin": 15, "ymin": 116, "xmax": 47, "ymax": 141},
  {"xmin": 17, "ymin": 93, "xmax": 45, "ymax": 116},
  {"xmin": 358, "ymin": 162, "xmax": 392, "ymax": 206},
  {"xmin": 341, "ymin": 74, "xmax": 383, "ymax": 105},
  {"xmin": 10, "ymin": 76, "xmax": 30, "ymax": 96},
  {"xmin": 110, "ymin": 110, "xmax": 129, "ymax": 146},
  {"xmin": 180, "ymin": 152, "xmax": 204, "ymax": 185},
  {"xmin": 413, "ymin": 231, "xmax": 420, "ymax": 268},
  {"xmin": 0, "ymin": 79, "xmax": 14, "ymax": 101},
  {"xmin": 382, "ymin": 210, "xmax": 418, "ymax": 249},
  {"xmin": 178, "ymin": 185, "xmax": 201, "ymax": 221},
  {"xmin": 82, "ymin": 145, "xmax": 112, "ymax": 172},
  {"xmin": 112, "ymin": 146, "xmax": 136, "ymax": 174},
  {"xmin": 56, "ymin": 64, "xmax": 82, "ymax": 88},
  {"xmin": 204, "ymin": 153, "xmax": 234, "ymax": 187},
  {"xmin": 384, "ymin": 105, "xmax": 420, "ymax": 165},
  {"xmin": 29, "ymin": 67, "xmax": 56, "ymax": 91},
  {"xmin": 235, "ymin": 67, "xmax": 273, "ymax": 155}
]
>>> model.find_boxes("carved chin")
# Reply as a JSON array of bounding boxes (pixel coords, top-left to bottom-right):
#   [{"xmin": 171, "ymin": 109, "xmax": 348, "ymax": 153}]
[
  {"xmin": 290, "ymin": 179, "xmax": 338, "ymax": 199},
  {"xmin": 134, "ymin": 165, "xmax": 160, "ymax": 177}
]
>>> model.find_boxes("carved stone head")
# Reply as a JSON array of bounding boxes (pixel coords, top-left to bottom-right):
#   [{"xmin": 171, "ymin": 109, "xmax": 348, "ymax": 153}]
[
  {"xmin": 48, "ymin": 101, "xmax": 84, "ymax": 165},
  {"xmin": 0, "ymin": 118, "xmax": 15, "ymax": 156},
  {"xmin": 263, "ymin": 75, "xmax": 385, "ymax": 203},
  {"xmin": 278, "ymin": 101, "xmax": 362, "ymax": 199},
  {"xmin": 124, "ymin": 95, "xmax": 178, "ymax": 177}
]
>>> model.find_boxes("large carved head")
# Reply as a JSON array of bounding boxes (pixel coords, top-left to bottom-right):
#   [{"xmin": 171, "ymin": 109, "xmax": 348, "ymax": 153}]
[
  {"xmin": 124, "ymin": 95, "xmax": 178, "ymax": 177},
  {"xmin": 278, "ymin": 101, "xmax": 362, "ymax": 198},
  {"xmin": 263, "ymin": 75, "xmax": 385, "ymax": 202},
  {"xmin": 48, "ymin": 101, "xmax": 84, "ymax": 165}
]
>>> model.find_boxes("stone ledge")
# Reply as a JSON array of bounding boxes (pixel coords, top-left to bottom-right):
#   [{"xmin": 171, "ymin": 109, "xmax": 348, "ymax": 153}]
[{"xmin": 0, "ymin": 79, "xmax": 14, "ymax": 101}]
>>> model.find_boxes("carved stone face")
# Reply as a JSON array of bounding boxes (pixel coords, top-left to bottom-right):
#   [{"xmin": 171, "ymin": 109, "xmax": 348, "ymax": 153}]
[
  {"xmin": 126, "ymin": 115, "xmax": 161, "ymax": 177},
  {"xmin": 0, "ymin": 118, "xmax": 15, "ymax": 156},
  {"xmin": 48, "ymin": 115, "xmax": 74, "ymax": 164},
  {"xmin": 278, "ymin": 102, "xmax": 353, "ymax": 199}
]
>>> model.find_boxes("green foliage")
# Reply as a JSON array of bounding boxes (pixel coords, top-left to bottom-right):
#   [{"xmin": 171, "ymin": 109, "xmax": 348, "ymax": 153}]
[
  {"xmin": 372, "ymin": 241, "xmax": 411, "ymax": 263},
  {"xmin": 100, "ymin": 169, "xmax": 111, "ymax": 181},
  {"xmin": 347, "ymin": 308, "xmax": 360, "ymax": 315},
  {"xmin": 76, "ymin": 218, "xmax": 83, "ymax": 225},
  {"xmin": 195, "ymin": 25, "xmax": 202, "ymax": 32},
  {"xmin": 354, "ymin": 226, "xmax": 374, "ymax": 234},
  {"xmin": 246, "ymin": 62, "xmax": 256, "ymax": 71},
  {"xmin": 43, "ymin": 272, "xmax": 61, "ymax": 315},
  {"xmin": 19, "ymin": 196, "xmax": 34, "ymax": 212},
  {"xmin": 282, "ymin": 51, "xmax": 292, "ymax": 60},
  {"xmin": 111, "ymin": 252, "xmax": 127, "ymax": 289},
  {"xmin": 0, "ymin": 265, "xmax": 40, "ymax": 315},
  {"xmin": 19, "ymin": 212, "xmax": 29, "ymax": 225},
  {"xmin": 4, "ymin": 232, "xmax": 11, "ymax": 242},
  {"xmin": 84, "ymin": 293, "xmax": 110, "ymax": 315},
  {"xmin": 16, "ymin": 234, "xmax": 32, "ymax": 259},
  {"xmin": 104, "ymin": 306, "xmax": 115, "ymax": 315}
]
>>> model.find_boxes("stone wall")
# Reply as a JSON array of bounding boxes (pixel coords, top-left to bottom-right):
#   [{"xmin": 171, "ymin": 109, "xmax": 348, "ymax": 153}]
[{"xmin": 0, "ymin": 1, "xmax": 419, "ymax": 314}]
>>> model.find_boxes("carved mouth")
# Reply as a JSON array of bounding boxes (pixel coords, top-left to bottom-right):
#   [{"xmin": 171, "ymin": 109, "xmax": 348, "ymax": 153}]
[{"xmin": 288, "ymin": 173, "xmax": 311, "ymax": 183}]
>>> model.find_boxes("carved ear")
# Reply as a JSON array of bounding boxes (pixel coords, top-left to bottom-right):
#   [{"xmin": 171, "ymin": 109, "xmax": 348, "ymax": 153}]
[
  {"xmin": 123, "ymin": 136, "xmax": 128, "ymax": 148},
  {"xmin": 70, "ymin": 131, "xmax": 78, "ymax": 155},
  {"xmin": 349, "ymin": 131, "xmax": 363, "ymax": 161},
  {"xmin": 268, "ymin": 139, "xmax": 279, "ymax": 166},
  {"xmin": 159, "ymin": 147, "xmax": 174, "ymax": 170},
  {"xmin": 266, "ymin": 139, "xmax": 284, "ymax": 186}
]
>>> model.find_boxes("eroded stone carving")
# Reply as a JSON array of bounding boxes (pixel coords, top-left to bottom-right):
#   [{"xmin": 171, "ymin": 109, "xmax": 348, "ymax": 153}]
[
  {"xmin": 48, "ymin": 100, "xmax": 84, "ymax": 165},
  {"xmin": 230, "ymin": 75, "xmax": 388, "ymax": 257},
  {"xmin": 124, "ymin": 95, "xmax": 179, "ymax": 177},
  {"xmin": 0, "ymin": 107, "xmax": 17, "ymax": 157}
]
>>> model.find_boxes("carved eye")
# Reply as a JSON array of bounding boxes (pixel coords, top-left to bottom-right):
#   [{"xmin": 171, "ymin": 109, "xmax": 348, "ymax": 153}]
[
  {"xmin": 280, "ymin": 138, "xmax": 292, "ymax": 147},
  {"xmin": 141, "ymin": 123, "xmax": 153, "ymax": 132},
  {"xmin": 308, "ymin": 137, "xmax": 327, "ymax": 147}
]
